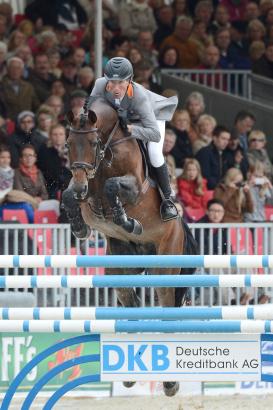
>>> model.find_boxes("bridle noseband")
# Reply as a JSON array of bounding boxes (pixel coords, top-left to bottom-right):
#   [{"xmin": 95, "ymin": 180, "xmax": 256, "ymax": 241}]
[{"xmin": 69, "ymin": 119, "xmax": 120, "ymax": 180}]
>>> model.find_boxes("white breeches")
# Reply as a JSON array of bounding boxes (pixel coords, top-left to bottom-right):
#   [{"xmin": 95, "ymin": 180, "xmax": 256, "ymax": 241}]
[{"xmin": 147, "ymin": 120, "xmax": 165, "ymax": 168}]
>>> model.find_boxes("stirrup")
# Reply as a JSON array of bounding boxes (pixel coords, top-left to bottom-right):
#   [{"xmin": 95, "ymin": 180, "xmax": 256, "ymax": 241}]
[{"xmin": 160, "ymin": 199, "xmax": 178, "ymax": 222}]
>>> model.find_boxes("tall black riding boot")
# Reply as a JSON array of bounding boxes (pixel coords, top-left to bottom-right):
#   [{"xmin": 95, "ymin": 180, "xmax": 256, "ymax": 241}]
[
  {"xmin": 62, "ymin": 189, "xmax": 91, "ymax": 240},
  {"xmin": 153, "ymin": 163, "xmax": 178, "ymax": 221}
]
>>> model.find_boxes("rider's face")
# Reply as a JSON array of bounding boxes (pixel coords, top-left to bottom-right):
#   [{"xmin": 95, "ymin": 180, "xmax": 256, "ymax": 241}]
[{"xmin": 106, "ymin": 80, "xmax": 130, "ymax": 100}]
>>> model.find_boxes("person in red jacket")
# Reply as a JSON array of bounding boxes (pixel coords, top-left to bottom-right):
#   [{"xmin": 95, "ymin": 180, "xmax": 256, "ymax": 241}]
[{"xmin": 177, "ymin": 158, "xmax": 209, "ymax": 212}]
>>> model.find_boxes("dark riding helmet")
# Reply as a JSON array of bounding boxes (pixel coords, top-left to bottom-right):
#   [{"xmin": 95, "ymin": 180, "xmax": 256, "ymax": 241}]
[{"xmin": 104, "ymin": 57, "xmax": 133, "ymax": 81}]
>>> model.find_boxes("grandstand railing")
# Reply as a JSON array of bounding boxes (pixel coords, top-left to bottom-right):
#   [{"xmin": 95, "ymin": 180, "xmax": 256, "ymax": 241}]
[
  {"xmin": 0, "ymin": 222, "xmax": 273, "ymax": 308},
  {"xmin": 159, "ymin": 69, "xmax": 252, "ymax": 99}
]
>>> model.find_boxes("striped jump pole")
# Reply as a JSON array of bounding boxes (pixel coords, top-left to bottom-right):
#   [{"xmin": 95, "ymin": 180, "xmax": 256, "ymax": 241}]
[
  {"xmin": 1, "ymin": 305, "xmax": 273, "ymax": 320},
  {"xmin": 0, "ymin": 319, "xmax": 273, "ymax": 333},
  {"xmin": 0, "ymin": 254, "xmax": 273, "ymax": 268},
  {"xmin": 1, "ymin": 274, "xmax": 273, "ymax": 288}
]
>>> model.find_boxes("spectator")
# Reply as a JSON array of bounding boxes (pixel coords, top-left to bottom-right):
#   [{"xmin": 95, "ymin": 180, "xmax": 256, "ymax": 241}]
[
  {"xmin": 185, "ymin": 91, "xmax": 205, "ymax": 143},
  {"xmin": 78, "ymin": 66, "xmax": 95, "ymax": 94},
  {"xmin": 25, "ymin": 0, "xmax": 87, "ymax": 30},
  {"xmin": 0, "ymin": 145, "xmax": 37, "ymax": 222},
  {"xmin": 7, "ymin": 30, "xmax": 26, "ymax": 54},
  {"xmin": 14, "ymin": 144, "xmax": 60, "ymax": 218},
  {"xmin": 72, "ymin": 47, "xmax": 86, "ymax": 69},
  {"xmin": 9, "ymin": 111, "xmax": 45, "ymax": 168},
  {"xmin": 0, "ymin": 57, "xmax": 39, "ymax": 121},
  {"xmin": 195, "ymin": 198, "xmax": 227, "ymax": 255},
  {"xmin": 154, "ymin": 5, "xmax": 175, "ymax": 48},
  {"xmin": 158, "ymin": 46, "xmax": 179, "ymax": 69},
  {"xmin": 127, "ymin": 47, "xmax": 143, "ymax": 67},
  {"xmin": 193, "ymin": 0, "xmax": 214, "ymax": 32},
  {"xmin": 45, "ymin": 95, "xmax": 64, "ymax": 122},
  {"xmin": 196, "ymin": 125, "xmax": 231, "ymax": 189},
  {"xmin": 47, "ymin": 48, "xmax": 62, "ymax": 78},
  {"xmin": 172, "ymin": 0, "xmax": 189, "ymax": 18},
  {"xmin": 197, "ymin": 45, "xmax": 225, "ymax": 89},
  {"xmin": 215, "ymin": 27, "xmax": 240, "ymax": 69},
  {"xmin": 226, "ymin": 133, "xmax": 249, "ymax": 178},
  {"xmin": 119, "ymin": 0, "xmax": 157, "ymax": 41},
  {"xmin": 252, "ymin": 43, "xmax": 273, "ymax": 79},
  {"xmin": 28, "ymin": 53, "xmax": 57, "ymax": 103},
  {"xmin": 36, "ymin": 30, "xmax": 58, "ymax": 54},
  {"xmin": 213, "ymin": 167, "xmax": 254, "ymax": 222},
  {"xmin": 37, "ymin": 124, "xmax": 72, "ymax": 199},
  {"xmin": 169, "ymin": 109, "xmax": 193, "ymax": 168},
  {"xmin": 193, "ymin": 114, "xmax": 217, "ymax": 155},
  {"xmin": 177, "ymin": 158, "xmax": 209, "ymax": 212},
  {"xmin": 160, "ymin": 16, "xmax": 200, "ymax": 68},
  {"xmin": 229, "ymin": 21, "xmax": 251, "ymax": 68},
  {"xmin": 51, "ymin": 79, "xmax": 67, "ymax": 100},
  {"xmin": 35, "ymin": 105, "xmax": 55, "ymax": 143},
  {"xmin": 14, "ymin": 44, "xmax": 33, "ymax": 80},
  {"xmin": 246, "ymin": 19, "xmax": 266, "ymax": 45},
  {"xmin": 162, "ymin": 128, "xmax": 178, "ymax": 196},
  {"xmin": 247, "ymin": 129, "xmax": 273, "ymax": 181},
  {"xmin": 232, "ymin": 110, "xmax": 256, "ymax": 153},
  {"xmin": 219, "ymin": 0, "xmax": 248, "ymax": 22},
  {"xmin": 249, "ymin": 41, "xmax": 266, "ymax": 63},
  {"xmin": 60, "ymin": 59, "xmax": 78, "ymax": 95},
  {"xmin": 0, "ymin": 14, "xmax": 8, "ymax": 43},
  {"xmin": 67, "ymin": 89, "xmax": 87, "ymax": 113},
  {"xmin": 211, "ymin": 4, "xmax": 230, "ymax": 34},
  {"xmin": 190, "ymin": 19, "xmax": 214, "ymax": 57},
  {"xmin": 244, "ymin": 1, "xmax": 261, "ymax": 22},
  {"xmin": 244, "ymin": 161, "xmax": 273, "ymax": 222},
  {"xmin": 137, "ymin": 30, "xmax": 158, "ymax": 68}
]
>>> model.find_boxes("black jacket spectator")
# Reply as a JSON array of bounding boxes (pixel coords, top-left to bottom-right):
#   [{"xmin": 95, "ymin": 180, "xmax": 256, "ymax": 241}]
[
  {"xmin": 25, "ymin": 0, "xmax": 87, "ymax": 29},
  {"xmin": 252, "ymin": 54, "xmax": 273, "ymax": 80},
  {"xmin": 37, "ymin": 144, "xmax": 72, "ymax": 199},
  {"xmin": 170, "ymin": 128, "xmax": 193, "ymax": 168},
  {"xmin": 195, "ymin": 214, "xmax": 228, "ymax": 255},
  {"xmin": 195, "ymin": 142, "xmax": 231, "ymax": 189}
]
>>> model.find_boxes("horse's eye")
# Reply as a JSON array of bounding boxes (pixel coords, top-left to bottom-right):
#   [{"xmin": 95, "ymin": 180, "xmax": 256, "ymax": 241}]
[{"xmin": 90, "ymin": 140, "xmax": 98, "ymax": 148}]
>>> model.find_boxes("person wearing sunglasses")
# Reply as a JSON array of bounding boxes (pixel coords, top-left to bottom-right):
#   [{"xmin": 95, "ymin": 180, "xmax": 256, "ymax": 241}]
[{"xmin": 247, "ymin": 129, "xmax": 273, "ymax": 182}]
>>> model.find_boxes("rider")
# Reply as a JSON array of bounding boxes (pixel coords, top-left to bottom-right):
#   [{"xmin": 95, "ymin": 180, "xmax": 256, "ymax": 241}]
[{"xmin": 90, "ymin": 56, "xmax": 178, "ymax": 222}]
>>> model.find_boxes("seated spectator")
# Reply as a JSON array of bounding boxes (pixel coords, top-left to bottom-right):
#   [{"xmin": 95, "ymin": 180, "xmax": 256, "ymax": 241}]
[
  {"xmin": 9, "ymin": 111, "xmax": 46, "ymax": 168},
  {"xmin": 28, "ymin": 53, "xmax": 57, "ymax": 104},
  {"xmin": 252, "ymin": 43, "xmax": 273, "ymax": 79},
  {"xmin": 225, "ymin": 133, "xmax": 249, "ymax": 179},
  {"xmin": 185, "ymin": 91, "xmax": 205, "ymax": 143},
  {"xmin": 119, "ymin": 0, "xmax": 157, "ymax": 41},
  {"xmin": 177, "ymin": 158, "xmax": 209, "ymax": 212},
  {"xmin": 14, "ymin": 44, "xmax": 33, "ymax": 80},
  {"xmin": 160, "ymin": 16, "xmax": 200, "ymax": 68},
  {"xmin": 249, "ymin": 41, "xmax": 266, "ymax": 63},
  {"xmin": 163, "ymin": 128, "xmax": 178, "ymax": 196},
  {"xmin": 213, "ymin": 167, "xmax": 254, "ymax": 222},
  {"xmin": 78, "ymin": 66, "xmax": 95, "ymax": 94},
  {"xmin": 37, "ymin": 124, "xmax": 72, "ymax": 199},
  {"xmin": 193, "ymin": 114, "xmax": 217, "ymax": 155},
  {"xmin": 244, "ymin": 161, "xmax": 273, "ymax": 222},
  {"xmin": 247, "ymin": 129, "xmax": 273, "ymax": 181},
  {"xmin": 232, "ymin": 110, "xmax": 256, "ymax": 153},
  {"xmin": 0, "ymin": 57, "xmax": 39, "ymax": 121},
  {"xmin": 35, "ymin": 30, "xmax": 59, "ymax": 55},
  {"xmin": 60, "ymin": 59, "xmax": 78, "ymax": 95},
  {"xmin": 47, "ymin": 48, "xmax": 62, "ymax": 78},
  {"xmin": 195, "ymin": 198, "xmax": 227, "ymax": 255},
  {"xmin": 72, "ymin": 47, "xmax": 86, "ymax": 70},
  {"xmin": 35, "ymin": 105, "xmax": 55, "ymax": 144},
  {"xmin": 196, "ymin": 125, "xmax": 231, "ymax": 189},
  {"xmin": 169, "ymin": 109, "xmax": 193, "ymax": 168},
  {"xmin": 45, "ymin": 95, "xmax": 64, "ymax": 122},
  {"xmin": 247, "ymin": 19, "xmax": 266, "ymax": 45},
  {"xmin": 7, "ymin": 30, "xmax": 26, "ymax": 55},
  {"xmin": 196, "ymin": 45, "xmax": 225, "ymax": 90},
  {"xmin": 154, "ymin": 5, "xmax": 175, "ymax": 48},
  {"xmin": 0, "ymin": 41, "xmax": 7, "ymax": 81},
  {"xmin": 0, "ymin": 145, "xmax": 37, "ymax": 222},
  {"xmin": 190, "ymin": 19, "xmax": 213, "ymax": 56},
  {"xmin": 127, "ymin": 46, "xmax": 143, "ymax": 67},
  {"xmin": 14, "ymin": 144, "xmax": 60, "ymax": 219},
  {"xmin": 211, "ymin": 4, "xmax": 230, "ymax": 35},
  {"xmin": 136, "ymin": 30, "xmax": 159, "ymax": 69},
  {"xmin": 244, "ymin": 1, "xmax": 261, "ymax": 22},
  {"xmin": 193, "ymin": 1, "xmax": 214, "ymax": 34},
  {"xmin": 215, "ymin": 27, "xmax": 240, "ymax": 69},
  {"xmin": 158, "ymin": 46, "xmax": 179, "ymax": 69},
  {"xmin": 219, "ymin": 0, "xmax": 248, "ymax": 22}
]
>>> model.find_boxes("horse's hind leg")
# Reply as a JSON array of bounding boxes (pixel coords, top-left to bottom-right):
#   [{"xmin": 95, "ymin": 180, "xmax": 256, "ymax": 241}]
[{"xmin": 104, "ymin": 176, "xmax": 143, "ymax": 235}]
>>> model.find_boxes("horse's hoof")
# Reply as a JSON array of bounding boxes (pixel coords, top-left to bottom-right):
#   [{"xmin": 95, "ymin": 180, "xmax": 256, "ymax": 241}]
[
  {"xmin": 72, "ymin": 225, "xmax": 91, "ymax": 240},
  {"xmin": 128, "ymin": 218, "xmax": 143, "ymax": 235},
  {"xmin": 123, "ymin": 381, "xmax": 136, "ymax": 388},
  {"xmin": 163, "ymin": 381, "xmax": 179, "ymax": 397}
]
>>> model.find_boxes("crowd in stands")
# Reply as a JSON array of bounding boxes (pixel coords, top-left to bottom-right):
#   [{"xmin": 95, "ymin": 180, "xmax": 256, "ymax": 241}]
[{"xmin": 0, "ymin": 0, "xmax": 271, "ymax": 232}]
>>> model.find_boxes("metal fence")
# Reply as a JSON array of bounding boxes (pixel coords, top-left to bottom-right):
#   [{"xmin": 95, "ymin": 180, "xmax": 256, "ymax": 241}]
[
  {"xmin": 159, "ymin": 69, "xmax": 252, "ymax": 99},
  {"xmin": 1, "ymin": 222, "xmax": 273, "ymax": 308}
]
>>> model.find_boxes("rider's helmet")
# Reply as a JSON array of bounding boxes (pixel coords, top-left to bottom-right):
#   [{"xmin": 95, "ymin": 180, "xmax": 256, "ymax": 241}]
[{"xmin": 104, "ymin": 57, "xmax": 133, "ymax": 81}]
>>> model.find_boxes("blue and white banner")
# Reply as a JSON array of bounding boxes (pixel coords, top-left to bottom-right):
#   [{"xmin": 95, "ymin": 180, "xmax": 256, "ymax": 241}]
[{"xmin": 101, "ymin": 334, "xmax": 261, "ymax": 382}]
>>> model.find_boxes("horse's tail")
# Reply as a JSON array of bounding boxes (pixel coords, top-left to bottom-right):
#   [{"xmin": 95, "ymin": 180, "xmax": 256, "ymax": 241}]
[{"xmin": 175, "ymin": 218, "xmax": 199, "ymax": 307}]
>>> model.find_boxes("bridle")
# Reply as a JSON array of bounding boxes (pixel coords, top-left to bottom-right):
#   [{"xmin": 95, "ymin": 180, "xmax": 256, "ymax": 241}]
[{"xmin": 69, "ymin": 119, "xmax": 120, "ymax": 180}]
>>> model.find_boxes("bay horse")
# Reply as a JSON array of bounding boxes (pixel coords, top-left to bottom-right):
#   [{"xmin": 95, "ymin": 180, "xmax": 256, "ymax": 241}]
[{"xmin": 64, "ymin": 97, "xmax": 197, "ymax": 396}]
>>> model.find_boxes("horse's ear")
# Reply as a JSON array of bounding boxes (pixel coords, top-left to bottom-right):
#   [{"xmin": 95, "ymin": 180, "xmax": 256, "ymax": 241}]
[
  {"xmin": 66, "ymin": 110, "xmax": 74, "ymax": 124},
  {"xmin": 88, "ymin": 110, "xmax": 97, "ymax": 124}
]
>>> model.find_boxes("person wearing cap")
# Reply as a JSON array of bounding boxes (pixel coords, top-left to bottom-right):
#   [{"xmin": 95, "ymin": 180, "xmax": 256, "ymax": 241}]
[
  {"xmin": 9, "ymin": 111, "xmax": 46, "ymax": 168},
  {"xmin": 89, "ymin": 56, "xmax": 179, "ymax": 221}
]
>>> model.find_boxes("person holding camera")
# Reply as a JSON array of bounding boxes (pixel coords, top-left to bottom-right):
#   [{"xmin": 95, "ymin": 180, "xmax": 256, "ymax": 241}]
[
  {"xmin": 213, "ymin": 167, "xmax": 254, "ymax": 222},
  {"xmin": 244, "ymin": 161, "xmax": 273, "ymax": 222}
]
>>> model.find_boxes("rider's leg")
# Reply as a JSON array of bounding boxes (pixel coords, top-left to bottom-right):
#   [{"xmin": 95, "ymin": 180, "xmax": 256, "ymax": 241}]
[
  {"xmin": 62, "ymin": 184, "xmax": 91, "ymax": 240},
  {"xmin": 148, "ymin": 120, "xmax": 178, "ymax": 221}
]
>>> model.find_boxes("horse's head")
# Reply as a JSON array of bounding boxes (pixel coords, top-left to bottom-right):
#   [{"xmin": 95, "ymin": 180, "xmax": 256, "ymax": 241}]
[
  {"xmin": 66, "ymin": 106, "xmax": 99, "ymax": 200},
  {"xmin": 66, "ymin": 98, "xmax": 120, "ymax": 201}
]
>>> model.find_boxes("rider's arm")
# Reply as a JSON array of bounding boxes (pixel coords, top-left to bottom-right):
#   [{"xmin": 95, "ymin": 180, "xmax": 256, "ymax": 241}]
[{"xmin": 129, "ymin": 88, "xmax": 161, "ymax": 143}]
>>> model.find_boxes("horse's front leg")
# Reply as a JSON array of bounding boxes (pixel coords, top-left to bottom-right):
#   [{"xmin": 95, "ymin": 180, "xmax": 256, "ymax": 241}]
[{"xmin": 104, "ymin": 176, "xmax": 143, "ymax": 235}]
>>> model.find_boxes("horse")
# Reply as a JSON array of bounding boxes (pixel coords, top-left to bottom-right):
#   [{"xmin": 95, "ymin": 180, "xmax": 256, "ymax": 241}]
[{"xmin": 64, "ymin": 96, "xmax": 197, "ymax": 396}]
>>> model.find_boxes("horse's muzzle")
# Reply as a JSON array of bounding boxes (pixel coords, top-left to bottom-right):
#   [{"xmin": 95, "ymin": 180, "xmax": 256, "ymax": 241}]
[{"xmin": 72, "ymin": 182, "xmax": 88, "ymax": 201}]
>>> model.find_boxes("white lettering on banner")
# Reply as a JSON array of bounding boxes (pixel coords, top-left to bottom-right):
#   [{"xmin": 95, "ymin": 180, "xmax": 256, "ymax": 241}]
[
  {"xmin": 0, "ymin": 337, "xmax": 37, "ymax": 381},
  {"xmin": 101, "ymin": 334, "xmax": 261, "ymax": 382}
]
